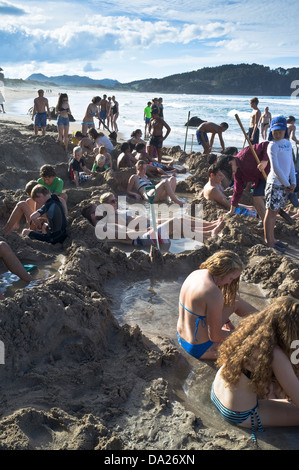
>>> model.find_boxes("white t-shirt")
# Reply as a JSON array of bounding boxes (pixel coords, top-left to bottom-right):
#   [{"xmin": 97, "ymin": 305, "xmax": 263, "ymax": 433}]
[
  {"xmin": 267, "ymin": 139, "xmax": 296, "ymax": 187},
  {"xmin": 96, "ymin": 135, "xmax": 114, "ymax": 151}
]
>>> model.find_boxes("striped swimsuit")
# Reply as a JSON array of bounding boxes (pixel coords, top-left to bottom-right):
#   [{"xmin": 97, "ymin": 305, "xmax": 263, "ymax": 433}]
[{"xmin": 210, "ymin": 382, "xmax": 264, "ymax": 442}]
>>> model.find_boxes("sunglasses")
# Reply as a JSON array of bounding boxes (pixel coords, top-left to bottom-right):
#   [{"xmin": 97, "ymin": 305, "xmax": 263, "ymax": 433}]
[{"xmin": 109, "ymin": 199, "xmax": 117, "ymax": 203}]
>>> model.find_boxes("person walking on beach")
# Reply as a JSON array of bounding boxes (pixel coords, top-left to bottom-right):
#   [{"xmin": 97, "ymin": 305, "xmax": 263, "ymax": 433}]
[
  {"xmin": 148, "ymin": 108, "xmax": 171, "ymax": 163},
  {"xmin": 32, "ymin": 89, "xmax": 51, "ymax": 136},
  {"xmin": 177, "ymin": 250, "xmax": 256, "ymax": 360},
  {"xmin": 248, "ymin": 97, "xmax": 261, "ymax": 144},
  {"xmin": 99, "ymin": 95, "xmax": 108, "ymax": 129},
  {"xmin": 211, "ymin": 296, "xmax": 299, "ymax": 443},
  {"xmin": 55, "ymin": 93, "xmax": 72, "ymax": 152},
  {"xmin": 264, "ymin": 116, "xmax": 296, "ymax": 252},
  {"xmin": 196, "ymin": 122, "xmax": 228, "ymax": 154},
  {"xmin": 144, "ymin": 101, "xmax": 152, "ymax": 138},
  {"xmin": 259, "ymin": 106, "xmax": 271, "ymax": 140}
]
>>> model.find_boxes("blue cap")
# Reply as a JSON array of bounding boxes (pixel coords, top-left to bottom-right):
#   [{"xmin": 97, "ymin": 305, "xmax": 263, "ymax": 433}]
[{"xmin": 268, "ymin": 115, "xmax": 288, "ymax": 141}]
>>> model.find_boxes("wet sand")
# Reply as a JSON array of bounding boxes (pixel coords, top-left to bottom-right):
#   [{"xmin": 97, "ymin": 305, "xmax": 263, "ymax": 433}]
[{"xmin": 0, "ymin": 87, "xmax": 298, "ymax": 451}]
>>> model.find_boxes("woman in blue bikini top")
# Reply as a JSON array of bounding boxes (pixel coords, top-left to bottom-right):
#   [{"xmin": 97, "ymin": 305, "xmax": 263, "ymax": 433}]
[{"xmin": 177, "ymin": 250, "xmax": 256, "ymax": 360}]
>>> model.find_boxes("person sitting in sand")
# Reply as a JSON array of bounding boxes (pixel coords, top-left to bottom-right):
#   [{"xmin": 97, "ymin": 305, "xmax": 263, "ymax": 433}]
[
  {"xmin": 117, "ymin": 142, "xmax": 137, "ymax": 169},
  {"xmin": 127, "ymin": 160, "xmax": 184, "ymax": 207},
  {"xmin": 3, "ymin": 180, "xmax": 47, "ymax": 235},
  {"xmin": 91, "ymin": 146, "xmax": 112, "ymax": 172},
  {"xmin": 0, "ymin": 241, "xmax": 54, "ymax": 300},
  {"xmin": 22, "ymin": 185, "xmax": 67, "ymax": 244},
  {"xmin": 127, "ymin": 129, "xmax": 146, "ymax": 151},
  {"xmin": 81, "ymin": 96, "xmax": 101, "ymax": 135},
  {"xmin": 82, "ymin": 192, "xmax": 225, "ymax": 245},
  {"xmin": 148, "ymin": 108, "xmax": 171, "ymax": 163},
  {"xmin": 196, "ymin": 122, "xmax": 228, "ymax": 154},
  {"xmin": 74, "ymin": 131, "xmax": 95, "ymax": 155},
  {"xmin": 177, "ymin": 250, "xmax": 256, "ymax": 361},
  {"xmin": 55, "ymin": 93, "xmax": 72, "ymax": 152},
  {"xmin": 69, "ymin": 146, "xmax": 92, "ymax": 188},
  {"xmin": 133, "ymin": 143, "xmax": 186, "ymax": 176},
  {"xmin": 32, "ymin": 89, "xmax": 51, "ymax": 136},
  {"xmin": 38, "ymin": 164, "xmax": 68, "ymax": 204},
  {"xmin": 201, "ymin": 163, "xmax": 257, "ymax": 217},
  {"xmin": 88, "ymin": 128, "xmax": 114, "ymax": 153},
  {"xmin": 211, "ymin": 296, "xmax": 299, "ymax": 443}
]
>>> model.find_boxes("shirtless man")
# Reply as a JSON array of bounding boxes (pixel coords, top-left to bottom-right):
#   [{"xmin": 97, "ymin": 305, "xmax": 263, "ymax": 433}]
[
  {"xmin": 148, "ymin": 108, "xmax": 171, "ymax": 163},
  {"xmin": 99, "ymin": 95, "xmax": 108, "ymax": 129},
  {"xmin": 248, "ymin": 97, "xmax": 261, "ymax": 144},
  {"xmin": 32, "ymin": 89, "xmax": 51, "ymax": 136},
  {"xmin": 287, "ymin": 116, "xmax": 299, "ymax": 146},
  {"xmin": 259, "ymin": 106, "xmax": 271, "ymax": 140},
  {"xmin": 196, "ymin": 122, "xmax": 228, "ymax": 154}
]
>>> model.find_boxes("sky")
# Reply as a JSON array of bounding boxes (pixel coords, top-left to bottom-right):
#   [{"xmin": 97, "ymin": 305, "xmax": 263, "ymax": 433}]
[{"xmin": 1, "ymin": 0, "xmax": 299, "ymax": 83}]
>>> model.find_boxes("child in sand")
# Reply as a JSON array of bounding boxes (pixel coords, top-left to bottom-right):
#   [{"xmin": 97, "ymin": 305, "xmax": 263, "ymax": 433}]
[
  {"xmin": 264, "ymin": 116, "xmax": 296, "ymax": 252},
  {"xmin": 69, "ymin": 146, "xmax": 92, "ymax": 188},
  {"xmin": 22, "ymin": 185, "xmax": 67, "ymax": 244},
  {"xmin": 38, "ymin": 164, "xmax": 67, "ymax": 204},
  {"xmin": 211, "ymin": 296, "xmax": 299, "ymax": 443}
]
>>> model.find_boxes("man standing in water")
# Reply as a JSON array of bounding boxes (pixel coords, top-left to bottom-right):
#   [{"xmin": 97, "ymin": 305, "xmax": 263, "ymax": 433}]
[
  {"xmin": 248, "ymin": 97, "xmax": 261, "ymax": 144},
  {"xmin": 32, "ymin": 89, "xmax": 51, "ymax": 136},
  {"xmin": 148, "ymin": 108, "xmax": 171, "ymax": 163}
]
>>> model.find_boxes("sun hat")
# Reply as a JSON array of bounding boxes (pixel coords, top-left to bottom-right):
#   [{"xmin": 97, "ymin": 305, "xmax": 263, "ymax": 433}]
[{"xmin": 268, "ymin": 116, "xmax": 288, "ymax": 141}]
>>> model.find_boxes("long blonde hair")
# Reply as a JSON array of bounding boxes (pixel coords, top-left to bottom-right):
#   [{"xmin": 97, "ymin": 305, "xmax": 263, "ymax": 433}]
[
  {"xmin": 200, "ymin": 250, "xmax": 244, "ymax": 305},
  {"xmin": 217, "ymin": 296, "xmax": 299, "ymax": 398}
]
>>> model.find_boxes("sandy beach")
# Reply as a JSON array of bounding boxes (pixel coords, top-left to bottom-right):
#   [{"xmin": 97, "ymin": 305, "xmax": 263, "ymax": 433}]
[{"xmin": 0, "ymin": 84, "xmax": 298, "ymax": 451}]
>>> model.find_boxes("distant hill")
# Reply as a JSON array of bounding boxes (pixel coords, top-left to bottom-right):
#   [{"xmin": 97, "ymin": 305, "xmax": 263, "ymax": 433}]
[
  {"xmin": 26, "ymin": 73, "xmax": 120, "ymax": 88},
  {"xmin": 119, "ymin": 64, "xmax": 299, "ymax": 96}
]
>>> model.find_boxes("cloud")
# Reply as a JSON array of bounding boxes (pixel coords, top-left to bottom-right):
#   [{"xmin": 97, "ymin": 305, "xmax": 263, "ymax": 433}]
[
  {"xmin": 83, "ymin": 63, "xmax": 102, "ymax": 73},
  {"xmin": 0, "ymin": 1, "xmax": 26, "ymax": 15}
]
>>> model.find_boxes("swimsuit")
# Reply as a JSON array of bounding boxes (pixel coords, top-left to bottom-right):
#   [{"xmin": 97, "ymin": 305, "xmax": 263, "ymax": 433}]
[
  {"xmin": 137, "ymin": 174, "xmax": 152, "ymax": 193},
  {"xmin": 210, "ymin": 382, "xmax": 264, "ymax": 442},
  {"xmin": 196, "ymin": 130, "xmax": 209, "ymax": 146},
  {"xmin": 57, "ymin": 115, "xmax": 69, "ymax": 127},
  {"xmin": 149, "ymin": 135, "xmax": 163, "ymax": 149},
  {"xmin": 34, "ymin": 112, "xmax": 47, "ymax": 128},
  {"xmin": 177, "ymin": 301, "xmax": 214, "ymax": 359}
]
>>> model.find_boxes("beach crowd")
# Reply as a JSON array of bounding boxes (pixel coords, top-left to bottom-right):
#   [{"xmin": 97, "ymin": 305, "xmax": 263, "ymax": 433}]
[{"xmin": 1, "ymin": 89, "xmax": 299, "ymax": 446}]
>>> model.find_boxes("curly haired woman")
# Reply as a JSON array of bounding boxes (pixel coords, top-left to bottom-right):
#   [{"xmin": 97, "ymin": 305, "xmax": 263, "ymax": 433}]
[
  {"xmin": 211, "ymin": 296, "xmax": 299, "ymax": 442},
  {"xmin": 177, "ymin": 250, "xmax": 256, "ymax": 360}
]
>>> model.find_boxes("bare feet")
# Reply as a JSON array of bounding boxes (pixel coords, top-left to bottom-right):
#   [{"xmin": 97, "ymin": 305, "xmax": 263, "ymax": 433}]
[{"xmin": 211, "ymin": 219, "xmax": 225, "ymax": 237}]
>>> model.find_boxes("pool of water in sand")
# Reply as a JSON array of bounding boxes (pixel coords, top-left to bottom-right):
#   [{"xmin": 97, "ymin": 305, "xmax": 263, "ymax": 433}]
[{"xmin": 105, "ymin": 275, "xmax": 299, "ymax": 450}]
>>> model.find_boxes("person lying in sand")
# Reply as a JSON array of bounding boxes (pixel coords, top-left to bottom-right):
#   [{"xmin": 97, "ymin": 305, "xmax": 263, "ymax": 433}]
[
  {"xmin": 127, "ymin": 160, "xmax": 185, "ymax": 207},
  {"xmin": 0, "ymin": 241, "xmax": 55, "ymax": 300},
  {"xmin": 82, "ymin": 192, "xmax": 225, "ymax": 245},
  {"xmin": 212, "ymin": 296, "xmax": 299, "ymax": 442},
  {"xmin": 201, "ymin": 163, "xmax": 257, "ymax": 217},
  {"xmin": 177, "ymin": 250, "xmax": 256, "ymax": 361},
  {"xmin": 3, "ymin": 180, "xmax": 67, "ymax": 235},
  {"xmin": 133, "ymin": 143, "xmax": 186, "ymax": 175}
]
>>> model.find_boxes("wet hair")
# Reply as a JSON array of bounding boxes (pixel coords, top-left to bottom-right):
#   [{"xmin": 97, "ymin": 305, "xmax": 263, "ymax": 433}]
[
  {"xmin": 39, "ymin": 164, "xmax": 56, "ymax": 178},
  {"xmin": 287, "ymin": 116, "xmax": 296, "ymax": 124},
  {"xmin": 200, "ymin": 250, "xmax": 244, "ymax": 305},
  {"xmin": 208, "ymin": 163, "xmax": 222, "ymax": 176},
  {"xmin": 136, "ymin": 142, "xmax": 146, "ymax": 152},
  {"xmin": 25, "ymin": 180, "xmax": 39, "ymax": 195},
  {"xmin": 131, "ymin": 129, "xmax": 142, "ymax": 137},
  {"xmin": 92, "ymin": 96, "xmax": 101, "ymax": 104},
  {"xmin": 250, "ymin": 97, "xmax": 259, "ymax": 104},
  {"xmin": 221, "ymin": 147, "xmax": 238, "ymax": 156},
  {"xmin": 136, "ymin": 160, "xmax": 146, "ymax": 169},
  {"xmin": 121, "ymin": 142, "xmax": 130, "ymax": 152},
  {"xmin": 216, "ymin": 155, "xmax": 234, "ymax": 180},
  {"xmin": 217, "ymin": 296, "xmax": 299, "ymax": 398},
  {"xmin": 220, "ymin": 122, "xmax": 229, "ymax": 129},
  {"xmin": 31, "ymin": 184, "xmax": 50, "ymax": 199}
]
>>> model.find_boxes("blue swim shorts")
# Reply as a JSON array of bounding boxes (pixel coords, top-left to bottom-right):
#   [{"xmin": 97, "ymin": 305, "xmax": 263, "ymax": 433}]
[
  {"xmin": 34, "ymin": 112, "xmax": 47, "ymax": 128},
  {"xmin": 196, "ymin": 130, "xmax": 209, "ymax": 146},
  {"xmin": 100, "ymin": 110, "xmax": 107, "ymax": 120},
  {"xmin": 57, "ymin": 115, "xmax": 69, "ymax": 127},
  {"xmin": 252, "ymin": 179, "xmax": 266, "ymax": 197}
]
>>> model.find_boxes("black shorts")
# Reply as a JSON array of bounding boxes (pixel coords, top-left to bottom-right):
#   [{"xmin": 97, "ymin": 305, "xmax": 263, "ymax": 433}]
[{"xmin": 29, "ymin": 230, "xmax": 67, "ymax": 245}]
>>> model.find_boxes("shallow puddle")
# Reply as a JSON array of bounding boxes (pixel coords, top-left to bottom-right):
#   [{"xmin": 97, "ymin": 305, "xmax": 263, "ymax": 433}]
[
  {"xmin": 106, "ymin": 275, "xmax": 299, "ymax": 450},
  {"xmin": 0, "ymin": 254, "xmax": 65, "ymax": 298}
]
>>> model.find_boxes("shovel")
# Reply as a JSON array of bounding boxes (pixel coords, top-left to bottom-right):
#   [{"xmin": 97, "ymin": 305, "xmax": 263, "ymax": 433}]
[
  {"xmin": 235, "ymin": 114, "xmax": 295, "ymax": 226},
  {"xmin": 145, "ymin": 185, "xmax": 160, "ymax": 250}
]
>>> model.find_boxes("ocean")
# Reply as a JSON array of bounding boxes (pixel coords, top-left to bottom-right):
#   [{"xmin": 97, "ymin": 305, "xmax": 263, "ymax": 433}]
[{"xmin": 8, "ymin": 87, "xmax": 299, "ymax": 151}]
